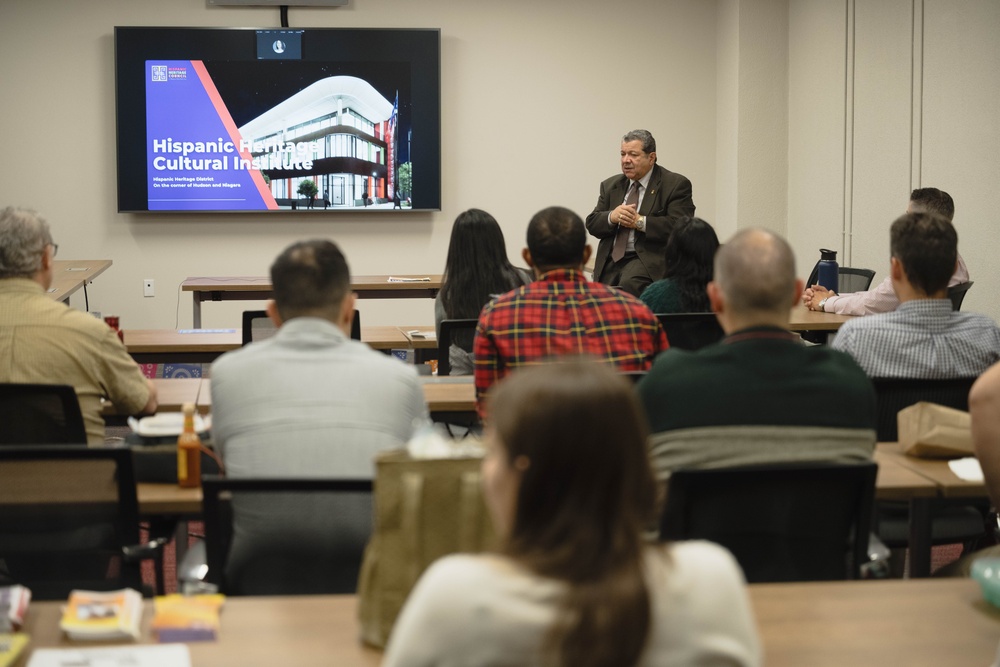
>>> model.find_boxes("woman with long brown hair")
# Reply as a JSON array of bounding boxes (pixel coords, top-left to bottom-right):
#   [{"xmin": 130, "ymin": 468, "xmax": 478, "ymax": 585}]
[{"xmin": 383, "ymin": 360, "xmax": 760, "ymax": 667}]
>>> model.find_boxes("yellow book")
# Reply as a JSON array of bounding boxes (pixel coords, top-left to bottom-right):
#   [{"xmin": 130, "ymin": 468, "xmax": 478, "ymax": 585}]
[
  {"xmin": 59, "ymin": 589, "xmax": 143, "ymax": 641},
  {"xmin": 0, "ymin": 634, "xmax": 29, "ymax": 667},
  {"xmin": 151, "ymin": 594, "xmax": 225, "ymax": 642}
]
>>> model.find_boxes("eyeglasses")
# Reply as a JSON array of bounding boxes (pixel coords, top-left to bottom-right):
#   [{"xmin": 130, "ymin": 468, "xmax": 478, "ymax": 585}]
[{"xmin": 49, "ymin": 243, "xmax": 58, "ymax": 257}]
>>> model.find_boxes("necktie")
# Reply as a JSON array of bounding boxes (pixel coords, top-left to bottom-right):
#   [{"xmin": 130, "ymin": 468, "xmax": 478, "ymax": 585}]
[{"xmin": 612, "ymin": 181, "xmax": 640, "ymax": 262}]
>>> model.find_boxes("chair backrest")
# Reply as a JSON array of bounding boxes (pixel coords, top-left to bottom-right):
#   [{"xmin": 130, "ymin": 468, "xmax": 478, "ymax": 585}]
[
  {"xmin": 838, "ymin": 267, "xmax": 876, "ymax": 293},
  {"xmin": 660, "ymin": 461, "xmax": 877, "ymax": 582},
  {"xmin": 804, "ymin": 264, "xmax": 876, "ymax": 293},
  {"xmin": 0, "ymin": 383, "xmax": 87, "ymax": 445},
  {"xmin": 437, "ymin": 319, "xmax": 478, "ymax": 376},
  {"xmin": 655, "ymin": 313, "xmax": 725, "ymax": 351},
  {"xmin": 947, "ymin": 281, "xmax": 974, "ymax": 311},
  {"xmin": 242, "ymin": 309, "xmax": 361, "ymax": 346},
  {"xmin": 871, "ymin": 377, "xmax": 977, "ymax": 441},
  {"xmin": 0, "ymin": 445, "xmax": 141, "ymax": 599},
  {"xmin": 201, "ymin": 476, "xmax": 374, "ymax": 595}
]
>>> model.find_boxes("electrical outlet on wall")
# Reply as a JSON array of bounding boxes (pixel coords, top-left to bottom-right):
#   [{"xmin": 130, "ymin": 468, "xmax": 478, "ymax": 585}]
[{"xmin": 143, "ymin": 279, "xmax": 154, "ymax": 298}]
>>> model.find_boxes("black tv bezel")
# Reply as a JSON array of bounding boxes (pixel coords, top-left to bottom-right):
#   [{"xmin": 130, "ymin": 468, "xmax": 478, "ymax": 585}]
[{"xmin": 114, "ymin": 26, "xmax": 441, "ymax": 214}]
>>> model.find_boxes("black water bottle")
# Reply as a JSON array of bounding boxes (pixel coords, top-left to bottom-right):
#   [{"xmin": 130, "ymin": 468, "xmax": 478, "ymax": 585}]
[{"xmin": 817, "ymin": 249, "xmax": 839, "ymax": 293}]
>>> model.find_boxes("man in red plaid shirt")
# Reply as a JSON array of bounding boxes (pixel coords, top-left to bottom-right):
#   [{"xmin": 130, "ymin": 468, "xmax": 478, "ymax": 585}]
[{"xmin": 473, "ymin": 206, "xmax": 668, "ymax": 412}]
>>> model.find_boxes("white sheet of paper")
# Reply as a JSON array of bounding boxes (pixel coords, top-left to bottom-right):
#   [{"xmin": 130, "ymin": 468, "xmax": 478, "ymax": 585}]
[
  {"xmin": 948, "ymin": 457, "xmax": 984, "ymax": 482},
  {"xmin": 28, "ymin": 644, "xmax": 191, "ymax": 667}
]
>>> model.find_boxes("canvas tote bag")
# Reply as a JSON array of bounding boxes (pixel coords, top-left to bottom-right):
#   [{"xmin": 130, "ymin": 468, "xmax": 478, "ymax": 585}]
[{"xmin": 357, "ymin": 449, "xmax": 496, "ymax": 647}]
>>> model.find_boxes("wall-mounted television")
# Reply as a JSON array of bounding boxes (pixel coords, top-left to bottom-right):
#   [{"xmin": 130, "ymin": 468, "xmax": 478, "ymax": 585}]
[{"xmin": 114, "ymin": 27, "xmax": 440, "ymax": 213}]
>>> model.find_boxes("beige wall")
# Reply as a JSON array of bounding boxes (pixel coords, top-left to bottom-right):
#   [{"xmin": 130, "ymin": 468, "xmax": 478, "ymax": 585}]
[{"xmin": 1, "ymin": 0, "xmax": 996, "ymax": 328}]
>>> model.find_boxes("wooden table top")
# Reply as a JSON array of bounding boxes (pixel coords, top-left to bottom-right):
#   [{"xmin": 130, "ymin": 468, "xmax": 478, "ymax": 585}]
[
  {"xmin": 46, "ymin": 259, "xmax": 112, "ymax": 302},
  {"xmin": 787, "ymin": 304, "xmax": 854, "ymax": 332},
  {"xmin": 751, "ymin": 578, "xmax": 1000, "ymax": 666},
  {"xmin": 16, "ymin": 580, "xmax": 1000, "ymax": 667},
  {"xmin": 871, "ymin": 447, "xmax": 940, "ymax": 500},
  {"xmin": 182, "ymin": 275, "xmax": 442, "ymax": 294},
  {"xmin": 19, "ymin": 595, "xmax": 382, "ymax": 667},
  {"xmin": 877, "ymin": 442, "xmax": 986, "ymax": 498},
  {"xmin": 123, "ymin": 326, "xmax": 420, "ymax": 353}
]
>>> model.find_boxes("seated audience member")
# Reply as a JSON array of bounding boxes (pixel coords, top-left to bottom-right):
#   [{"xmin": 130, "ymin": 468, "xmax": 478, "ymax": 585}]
[
  {"xmin": 640, "ymin": 216, "xmax": 719, "ymax": 313},
  {"xmin": 637, "ymin": 228, "xmax": 875, "ymax": 480},
  {"xmin": 211, "ymin": 240, "xmax": 428, "ymax": 591},
  {"xmin": 803, "ymin": 187, "xmax": 969, "ymax": 314},
  {"xmin": 474, "ymin": 206, "xmax": 667, "ymax": 406},
  {"xmin": 0, "ymin": 206, "xmax": 156, "ymax": 444},
  {"xmin": 832, "ymin": 212, "xmax": 1000, "ymax": 378},
  {"xmin": 435, "ymin": 208, "xmax": 532, "ymax": 375},
  {"xmin": 383, "ymin": 361, "xmax": 761, "ymax": 667},
  {"xmin": 212, "ymin": 239, "xmax": 428, "ymax": 475}
]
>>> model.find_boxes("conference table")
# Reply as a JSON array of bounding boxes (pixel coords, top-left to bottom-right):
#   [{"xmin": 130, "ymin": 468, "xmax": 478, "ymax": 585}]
[
  {"xmin": 182, "ymin": 275, "xmax": 442, "ymax": 328},
  {"xmin": 16, "ymin": 579, "xmax": 1000, "ymax": 666},
  {"xmin": 46, "ymin": 259, "xmax": 112, "ymax": 305},
  {"xmin": 876, "ymin": 442, "xmax": 989, "ymax": 578},
  {"xmin": 123, "ymin": 326, "xmax": 429, "ymax": 364}
]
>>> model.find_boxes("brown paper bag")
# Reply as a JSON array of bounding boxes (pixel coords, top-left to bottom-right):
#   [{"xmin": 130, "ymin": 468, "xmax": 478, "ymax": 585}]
[
  {"xmin": 357, "ymin": 449, "xmax": 497, "ymax": 648},
  {"xmin": 898, "ymin": 401, "xmax": 973, "ymax": 458}
]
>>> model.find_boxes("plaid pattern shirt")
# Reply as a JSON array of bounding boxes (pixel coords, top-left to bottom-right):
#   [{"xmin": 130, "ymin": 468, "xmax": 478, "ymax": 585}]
[
  {"xmin": 473, "ymin": 269, "xmax": 668, "ymax": 400},
  {"xmin": 832, "ymin": 298, "xmax": 1000, "ymax": 378}
]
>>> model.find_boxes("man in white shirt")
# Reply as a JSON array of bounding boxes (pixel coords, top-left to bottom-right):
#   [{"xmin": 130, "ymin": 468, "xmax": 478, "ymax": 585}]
[
  {"xmin": 803, "ymin": 188, "xmax": 969, "ymax": 315},
  {"xmin": 211, "ymin": 239, "xmax": 428, "ymax": 593}
]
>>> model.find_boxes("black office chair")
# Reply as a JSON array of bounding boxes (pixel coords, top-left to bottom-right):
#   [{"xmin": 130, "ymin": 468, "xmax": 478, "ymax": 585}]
[
  {"xmin": 948, "ymin": 281, "xmax": 974, "ymax": 311},
  {"xmin": 436, "ymin": 319, "xmax": 478, "ymax": 377},
  {"xmin": 660, "ymin": 462, "xmax": 878, "ymax": 582},
  {"xmin": 0, "ymin": 383, "xmax": 87, "ymax": 445},
  {"xmin": 805, "ymin": 264, "xmax": 877, "ymax": 293},
  {"xmin": 655, "ymin": 313, "xmax": 725, "ymax": 351},
  {"xmin": 200, "ymin": 476, "xmax": 373, "ymax": 595},
  {"xmin": 242, "ymin": 309, "xmax": 360, "ymax": 346},
  {"xmin": 838, "ymin": 267, "xmax": 877, "ymax": 293},
  {"xmin": 0, "ymin": 445, "xmax": 165, "ymax": 599}
]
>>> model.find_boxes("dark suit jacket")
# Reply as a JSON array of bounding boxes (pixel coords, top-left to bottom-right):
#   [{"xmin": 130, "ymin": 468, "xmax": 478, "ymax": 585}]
[{"xmin": 585, "ymin": 164, "xmax": 695, "ymax": 284}]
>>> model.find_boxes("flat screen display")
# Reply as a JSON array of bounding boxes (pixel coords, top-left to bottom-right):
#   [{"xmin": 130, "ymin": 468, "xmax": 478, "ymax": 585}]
[{"xmin": 115, "ymin": 27, "xmax": 441, "ymax": 213}]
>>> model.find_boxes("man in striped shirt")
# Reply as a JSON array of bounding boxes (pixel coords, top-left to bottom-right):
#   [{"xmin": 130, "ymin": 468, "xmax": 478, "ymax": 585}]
[
  {"xmin": 803, "ymin": 188, "xmax": 969, "ymax": 315},
  {"xmin": 832, "ymin": 212, "xmax": 1000, "ymax": 378},
  {"xmin": 473, "ymin": 206, "xmax": 667, "ymax": 411}
]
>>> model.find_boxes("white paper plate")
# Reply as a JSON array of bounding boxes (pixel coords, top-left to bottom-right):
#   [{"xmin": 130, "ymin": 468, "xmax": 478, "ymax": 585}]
[{"xmin": 127, "ymin": 412, "xmax": 211, "ymax": 437}]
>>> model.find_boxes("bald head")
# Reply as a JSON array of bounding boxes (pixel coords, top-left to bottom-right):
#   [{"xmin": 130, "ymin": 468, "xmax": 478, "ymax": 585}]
[{"xmin": 714, "ymin": 229, "xmax": 797, "ymax": 319}]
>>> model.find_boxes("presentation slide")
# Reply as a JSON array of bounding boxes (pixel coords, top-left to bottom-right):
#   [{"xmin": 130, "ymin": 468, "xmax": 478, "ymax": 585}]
[{"xmin": 146, "ymin": 60, "xmax": 277, "ymax": 211}]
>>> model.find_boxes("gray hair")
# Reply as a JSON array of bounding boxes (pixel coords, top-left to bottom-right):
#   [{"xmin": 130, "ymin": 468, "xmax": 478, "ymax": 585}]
[
  {"xmin": 622, "ymin": 129, "xmax": 656, "ymax": 155},
  {"xmin": 714, "ymin": 228, "xmax": 796, "ymax": 316},
  {"xmin": 0, "ymin": 207, "xmax": 53, "ymax": 279}
]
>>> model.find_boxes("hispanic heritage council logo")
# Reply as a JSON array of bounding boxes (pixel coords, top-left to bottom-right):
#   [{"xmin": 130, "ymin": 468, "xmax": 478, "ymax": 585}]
[{"xmin": 151, "ymin": 65, "xmax": 167, "ymax": 82}]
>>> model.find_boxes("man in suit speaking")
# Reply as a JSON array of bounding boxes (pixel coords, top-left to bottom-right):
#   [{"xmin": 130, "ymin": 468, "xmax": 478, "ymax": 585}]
[{"xmin": 585, "ymin": 129, "xmax": 695, "ymax": 297}]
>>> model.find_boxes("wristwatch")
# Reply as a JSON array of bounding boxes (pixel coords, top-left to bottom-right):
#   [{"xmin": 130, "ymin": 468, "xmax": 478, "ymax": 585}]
[
  {"xmin": 817, "ymin": 297, "xmax": 828, "ymax": 312},
  {"xmin": 636, "ymin": 215, "xmax": 646, "ymax": 232}
]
